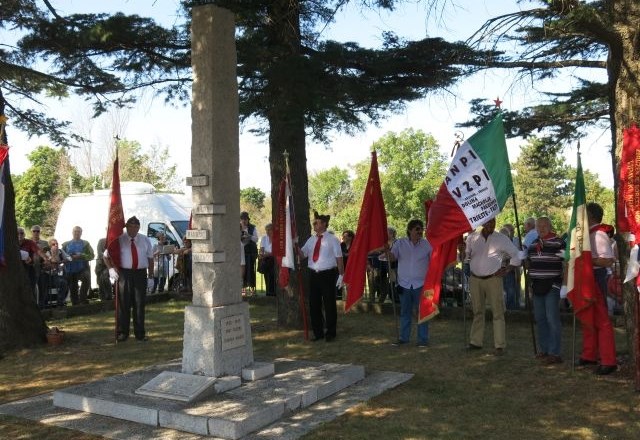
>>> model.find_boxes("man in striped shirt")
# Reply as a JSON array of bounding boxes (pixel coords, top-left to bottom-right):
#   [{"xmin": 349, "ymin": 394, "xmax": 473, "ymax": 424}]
[{"xmin": 526, "ymin": 216, "xmax": 565, "ymax": 364}]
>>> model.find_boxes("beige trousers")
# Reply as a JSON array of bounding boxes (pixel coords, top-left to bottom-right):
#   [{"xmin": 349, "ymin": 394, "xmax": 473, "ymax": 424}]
[{"xmin": 469, "ymin": 275, "xmax": 506, "ymax": 349}]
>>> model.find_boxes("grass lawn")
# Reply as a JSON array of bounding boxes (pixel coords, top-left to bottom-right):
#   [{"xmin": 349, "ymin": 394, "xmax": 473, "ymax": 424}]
[{"xmin": 1, "ymin": 297, "xmax": 639, "ymax": 439}]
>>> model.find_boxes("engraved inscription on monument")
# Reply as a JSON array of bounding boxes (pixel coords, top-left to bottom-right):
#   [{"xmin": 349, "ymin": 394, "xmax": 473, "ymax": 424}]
[
  {"xmin": 135, "ymin": 371, "xmax": 217, "ymax": 402},
  {"xmin": 186, "ymin": 175, "xmax": 209, "ymax": 187},
  {"xmin": 221, "ymin": 315, "xmax": 246, "ymax": 351},
  {"xmin": 193, "ymin": 204, "xmax": 226, "ymax": 215},
  {"xmin": 192, "ymin": 252, "xmax": 226, "ymax": 263},
  {"xmin": 186, "ymin": 229, "xmax": 209, "ymax": 240}
]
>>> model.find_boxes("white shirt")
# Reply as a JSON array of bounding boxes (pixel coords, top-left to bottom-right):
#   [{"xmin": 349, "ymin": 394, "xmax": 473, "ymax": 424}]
[
  {"xmin": 301, "ymin": 232, "xmax": 342, "ymax": 271},
  {"xmin": 104, "ymin": 233, "xmax": 154, "ymax": 269},
  {"xmin": 390, "ymin": 237, "xmax": 432, "ymax": 289},
  {"xmin": 590, "ymin": 225, "xmax": 614, "ymax": 260},
  {"xmin": 260, "ymin": 235, "xmax": 272, "ymax": 253},
  {"xmin": 466, "ymin": 231, "xmax": 522, "ymax": 276},
  {"xmin": 522, "ymin": 229, "xmax": 539, "ymax": 249}
]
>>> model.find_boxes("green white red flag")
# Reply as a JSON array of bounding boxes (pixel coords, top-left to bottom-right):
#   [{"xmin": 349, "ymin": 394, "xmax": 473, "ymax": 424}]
[
  {"xmin": 344, "ymin": 151, "xmax": 388, "ymax": 311},
  {"xmin": 425, "ymin": 113, "xmax": 514, "ymax": 247},
  {"xmin": 565, "ymin": 153, "xmax": 596, "ymax": 328},
  {"xmin": 421, "ymin": 114, "xmax": 513, "ymax": 321}
]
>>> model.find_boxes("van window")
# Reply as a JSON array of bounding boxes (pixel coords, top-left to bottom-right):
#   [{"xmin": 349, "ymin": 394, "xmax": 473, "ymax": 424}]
[
  {"xmin": 147, "ymin": 223, "xmax": 179, "ymax": 246},
  {"xmin": 172, "ymin": 221, "xmax": 189, "ymax": 242}
]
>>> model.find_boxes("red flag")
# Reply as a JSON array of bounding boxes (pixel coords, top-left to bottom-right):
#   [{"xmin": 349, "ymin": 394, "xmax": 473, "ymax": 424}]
[
  {"xmin": 419, "ymin": 200, "xmax": 461, "ymax": 321},
  {"xmin": 273, "ymin": 173, "xmax": 296, "ymax": 287},
  {"xmin": 0, "ymin": 145, "xmax": 9, "ymax": 267},
  {"xmin": 344, "ymin": 151, "xmax": 388, "ymax": 311},
  {"xmin": 106, "ymin": 152, "xmax": 125, "ymax": 267},
  {"xmin": 617, "ymin": 124, "xmax": 640, "ymax": 241}
]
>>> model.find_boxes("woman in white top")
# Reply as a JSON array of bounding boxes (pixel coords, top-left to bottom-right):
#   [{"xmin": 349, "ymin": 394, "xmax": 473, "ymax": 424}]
[{"xmin": 258, "ymin": 224, "xmax": 275, "ymax": 296}]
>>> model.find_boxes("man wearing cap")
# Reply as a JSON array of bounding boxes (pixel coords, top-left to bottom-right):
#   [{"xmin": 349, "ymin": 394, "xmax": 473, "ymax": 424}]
[
  {"xmin": 103, "ymin": 216, "xmax": 154, "ymax": 342},
  {"xmin": 300, "ymin": 211, "xmax": 344, "ymax": 342}
]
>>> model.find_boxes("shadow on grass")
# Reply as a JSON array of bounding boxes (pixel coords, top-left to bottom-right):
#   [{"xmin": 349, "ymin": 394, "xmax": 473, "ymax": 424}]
[{"xmin": 1, "ymin": 297, "xmax": 639, "ymax": 439}]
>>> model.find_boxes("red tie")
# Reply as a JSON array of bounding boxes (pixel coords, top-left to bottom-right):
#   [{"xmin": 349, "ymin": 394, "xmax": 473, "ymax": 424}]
[
  {"xmin": 312, "ymin": 235, "xmax": 322, "ymax": 262},
  {"xmin": 131, "ymin": 238, "xmax": 138, "ymax": 269}
]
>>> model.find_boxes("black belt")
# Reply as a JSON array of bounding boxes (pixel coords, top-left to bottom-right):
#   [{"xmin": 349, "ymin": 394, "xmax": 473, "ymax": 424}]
[
  {"xmin": 471, "ymin": 272, "xmax": 494, "ymax": 280},
  {"xmin": 310, "ymin": 268, "xmax": 337, "ymax": 274}
]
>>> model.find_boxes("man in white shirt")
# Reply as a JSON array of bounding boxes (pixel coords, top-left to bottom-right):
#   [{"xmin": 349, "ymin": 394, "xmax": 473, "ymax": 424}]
[
  {"xmin": 300, "ymin": 211, "xmax": 344, "ymax": 342},
  {"xmin": 103, "ymin": 216, "xmax": 154, "ymax": 342},
  {"xmin": 464, "ymin": 218, "xmax": 522, "ymax": 355}
]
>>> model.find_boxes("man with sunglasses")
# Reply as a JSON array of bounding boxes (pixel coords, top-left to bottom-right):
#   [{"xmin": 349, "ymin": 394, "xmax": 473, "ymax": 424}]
[{"xmin": 388, "ymin": 219, "xmax": 432, "ymax": 347}]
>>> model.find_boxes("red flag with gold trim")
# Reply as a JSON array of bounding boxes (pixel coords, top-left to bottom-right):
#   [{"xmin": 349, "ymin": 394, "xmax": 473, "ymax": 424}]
[{"xmin": 106, "ymin": 152, "xmax": 125, "ymax": 267}]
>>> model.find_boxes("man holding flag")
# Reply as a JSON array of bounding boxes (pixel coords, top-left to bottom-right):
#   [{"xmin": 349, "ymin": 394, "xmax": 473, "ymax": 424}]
[{"xmin": 463, "ymin": 218, "xmax": 521, "ymax": 355}]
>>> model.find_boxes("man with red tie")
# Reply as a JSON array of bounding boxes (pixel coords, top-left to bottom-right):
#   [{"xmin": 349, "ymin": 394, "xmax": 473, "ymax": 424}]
[
  {"xmin": 103, "ymin": 216, "xmax": 154, "ymax": 342},
  {"xmin": 300, "ymin": 211, "xmax": 344, "ymax": 342}
]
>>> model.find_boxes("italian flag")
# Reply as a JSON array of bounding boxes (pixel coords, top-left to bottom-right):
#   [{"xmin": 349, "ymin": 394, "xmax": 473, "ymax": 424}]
[
  {"xmin": 565, "ymin": 154, "xmax": 596, "ymax": 327},
  {"xmin": 425, "ymin": 113, "xmax": 513, "ymax": 246},
  {"xmin": 422, "ymin": 113, "xmax": 513, "ymax": 322}
]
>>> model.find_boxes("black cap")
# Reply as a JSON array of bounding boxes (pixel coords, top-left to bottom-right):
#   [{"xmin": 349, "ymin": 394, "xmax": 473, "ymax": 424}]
[
  {"xmin": 313, "ymin": 210, "xmax": 330, "ymax": 224},
  {"xmin": 126, "ymin": 216, "xmax": 140, "ymax": 225},
  {"xmin": 240, "ymin": 211, "xmax": 250, "ymax": 220}
]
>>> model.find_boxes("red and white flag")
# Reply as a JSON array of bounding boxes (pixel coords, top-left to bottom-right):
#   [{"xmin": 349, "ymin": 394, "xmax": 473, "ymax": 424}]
[
  {"xmin": 344, "ymin": 151, "xmax": 388, "ymax": 311},
  {"xmin": 273, "ymin": 172, "xmax": 296, "ymax": 287}
]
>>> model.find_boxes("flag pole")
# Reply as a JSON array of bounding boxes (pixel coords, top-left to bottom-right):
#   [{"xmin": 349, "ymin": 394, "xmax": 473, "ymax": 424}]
[
  {"xmin": 511, "ymin": 190, "xmax": 537, "ymax": 355},
  {"xmin": 383, "ymin": 249, "xmax": 400, "ymax": 341},
  {"xmin": 284, "ymin": 151, "xmax": 309, "ymax": 341}
]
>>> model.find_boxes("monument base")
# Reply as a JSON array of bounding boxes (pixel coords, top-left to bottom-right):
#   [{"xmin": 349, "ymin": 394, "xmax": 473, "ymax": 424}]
[
  {"xmin": 182, "ymin": 302, "xmax": 254, "ymax": 377},
  {"xmin": 52, "ymin": 358, "xmax": 375, "ymax": 439}
]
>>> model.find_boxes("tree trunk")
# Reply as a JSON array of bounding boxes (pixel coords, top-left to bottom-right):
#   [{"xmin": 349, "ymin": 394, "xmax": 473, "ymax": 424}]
[
  {"xmin": 609, "ymin": 0, "xmax": 640, "ymax": 376},
  {"xmin": 266, "ymin": 0, "xmax": 311, "ymax": 329},
  {"xmin": 0, "ymin": 92, "xmax": 48, "ymax": 355}
]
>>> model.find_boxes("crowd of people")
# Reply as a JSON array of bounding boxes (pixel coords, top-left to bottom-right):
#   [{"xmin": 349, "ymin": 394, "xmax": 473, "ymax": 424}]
[
  {"xmin": 17, "ymin": 202, "xmax": 623, "ymax": 371},
  {"xmin": 17, "ymin": 222, "xmax": 194, "ymax": 310},
  {"xmin": 292, "ymin": 202, "xmax": 620, "ymax": 375}
]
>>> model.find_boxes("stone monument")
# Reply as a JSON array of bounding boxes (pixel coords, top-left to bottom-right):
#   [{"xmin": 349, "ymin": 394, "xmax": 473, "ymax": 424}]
[{"xmin": 180, "ymin": 3, "xmax": 254, "ymax": 379}]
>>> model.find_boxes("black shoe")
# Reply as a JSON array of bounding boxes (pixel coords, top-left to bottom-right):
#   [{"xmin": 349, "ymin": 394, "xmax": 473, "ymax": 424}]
[
  {"xmin": 136, "ymin": 336, "xmax": 149, "ymax": 342},
  {"xmin": 575, "ymin": 358, "xmax": 598, "ymax": 367},
  {"xmin": 116, "ymin": 334, "xmax": 128, "ymax": 342},
  {"xmin": 392, "ymin": 340, "xmax": 409, "ymax": 347},
  {"xmin": 595, "ymin": 365, "xmax": 617, "ymax": 375},
  {"xmin": 311, "ymin": 335, "xmax": 324, "ymax": 342},
  {"xmin": 466, "ymin": 343, "xmax": 482, "ymax": 350}
]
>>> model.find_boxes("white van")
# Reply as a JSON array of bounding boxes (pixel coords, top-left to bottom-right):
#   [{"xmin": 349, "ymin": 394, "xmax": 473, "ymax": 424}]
[{"xmin": 54, "ymin": 181, "xmax": 191, "ymax": 289}]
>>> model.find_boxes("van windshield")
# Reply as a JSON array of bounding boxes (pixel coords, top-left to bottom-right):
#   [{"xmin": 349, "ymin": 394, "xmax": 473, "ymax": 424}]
[{"xmin": 173, "ymin": 221, "xmax": 189, "ymax": 241}]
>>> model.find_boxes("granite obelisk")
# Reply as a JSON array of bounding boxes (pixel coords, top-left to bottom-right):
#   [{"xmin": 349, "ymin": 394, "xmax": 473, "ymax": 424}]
[{"xmin": 182, "ymin": 4, "xmax": 254, "ymax": 377}]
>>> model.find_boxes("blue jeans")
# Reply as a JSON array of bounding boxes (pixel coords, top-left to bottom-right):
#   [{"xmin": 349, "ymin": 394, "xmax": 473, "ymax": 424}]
[
  {"xmin": 533, "ymin": 288, "xmax": 562, "ymax": 356},
  {"xmin": 503, "ymin": 270, "xmax": 519, "ymax": 310},
  {"xmin": 399, "ymin": 285, "xmax": 429, "ymax": 344}
]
